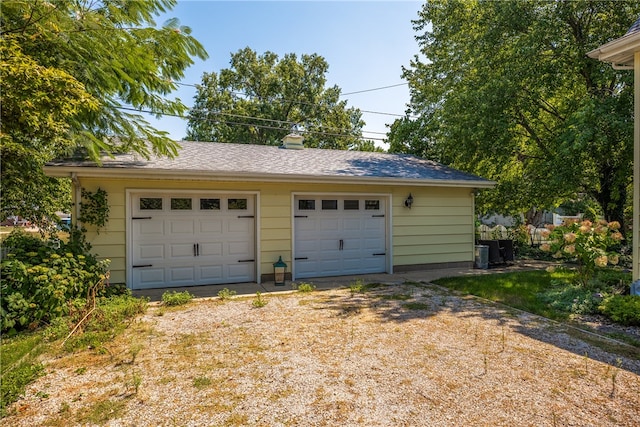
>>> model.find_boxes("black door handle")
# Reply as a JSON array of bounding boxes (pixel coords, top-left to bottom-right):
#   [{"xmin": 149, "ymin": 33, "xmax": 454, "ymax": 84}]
[{"xmin": 339, "ymin": 239, "xmax": 344, "ymax": 250}]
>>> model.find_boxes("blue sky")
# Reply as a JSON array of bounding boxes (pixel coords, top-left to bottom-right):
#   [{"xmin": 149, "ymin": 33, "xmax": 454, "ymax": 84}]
[{"xmin": 147, "ymin": 0, "xmax": 423, "ymax": 147}]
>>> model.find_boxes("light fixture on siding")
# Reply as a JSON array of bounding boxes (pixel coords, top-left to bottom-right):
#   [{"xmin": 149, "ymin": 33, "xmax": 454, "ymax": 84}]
[
  {"xmin": 273, "ymin": 256, "xmax": 287, "ymax": 286},
  {"xmin": 404, "ymin": 193, "xmax": 414, "ymax": 209}
]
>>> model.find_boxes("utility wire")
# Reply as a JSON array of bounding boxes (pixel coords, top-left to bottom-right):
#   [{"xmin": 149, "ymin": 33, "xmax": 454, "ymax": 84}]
[
  {"xmin": 168, "ymin": 80, "xmax": 418, "ymax": 119},
  {"xmin": 187, "ymin": 108, "xmax": 389, "ymax": 136},
  {"xmin": 341, "ymin": 82, "xmax": 409, "ymax": 96},
  {"xmin": 119, "ymin": 106, "xmax": 387, "ymax": 141}
]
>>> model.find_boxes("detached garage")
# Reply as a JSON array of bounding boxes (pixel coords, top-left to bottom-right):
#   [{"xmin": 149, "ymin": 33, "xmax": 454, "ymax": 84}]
[{"xmin": 44, "ymin": 136, "xmax": 494, "ymax": 290}]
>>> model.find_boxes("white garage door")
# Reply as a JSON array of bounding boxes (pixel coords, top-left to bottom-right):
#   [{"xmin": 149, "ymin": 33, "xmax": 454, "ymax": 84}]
[
  {"xmin": 294, "ymin": 196, "xmax": 387, "ymax": 279},
  {"xmin": 130, "ymin": 193, "xmax": 255, "ymax": 289}
]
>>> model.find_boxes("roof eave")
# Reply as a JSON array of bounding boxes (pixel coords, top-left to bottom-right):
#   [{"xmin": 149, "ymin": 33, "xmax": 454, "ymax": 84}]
[
  {"xmin": 43, "ymin": 166, "xmax": 496, "ymax": 189},
  {"xmin": 587, "ymin": 32, "xmax": 640, "ymax": 67}
]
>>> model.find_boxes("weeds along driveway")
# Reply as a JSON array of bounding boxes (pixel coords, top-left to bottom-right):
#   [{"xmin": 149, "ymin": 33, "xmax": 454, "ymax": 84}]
[{"xmin": 6, "ymin": 282, "xmax": 640, "ymax": 427}]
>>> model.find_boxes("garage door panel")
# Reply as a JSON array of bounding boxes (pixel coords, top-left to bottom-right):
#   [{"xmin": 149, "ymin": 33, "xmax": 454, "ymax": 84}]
[
  {"xmin": 136, "ymin": 220, "xmax": 164, "ymax": 236},
  {"xmin": 228, "ymin": 219, "xmax": 252, "ymax": 233},
  {"xmin": 319, "ymin": 239, "xmax": 340, "ymax": 251},
  {"xmin": 170, "ymin": 267, "xmax": 195, "ymax": 282},
  {"xmin": 364, "ymin": 237, "xmax": 385, "ymax": 250},
  {"xmin": 295, "ymin": 219, "xmax": 316, "ymax": 231},
  {"xmin": 199, "ymin": 242, "xmax": 223, "ymax": 257},
  {"xmin": 135, "ymin": 268, "xmax": 165, "ymax": 287},
  {"xmin": 319, "ymin": 219, "xmax": 340, "ymax": 231},
  {"xmin": 137, "ymin": 244, "xmax": 164, "ymax": 262},
  {"xmin": 169, "ymin": 220, "xmax": 195, "ymax": 235},
  {"xmin": 228, "ymin": 263, "xmax": 253, "ymax": 280},
  {"xmin": 319, "ymin": 259, "xmax": 341, "ymax": 274},
  {"xmin": 228, "ymin": 240, "xmax": 251, "ymax": 256},
  {"xmin": 343, "ymin": 218, "xmax": 362, "ymax": 231},
  {"xmin": 170, "ymin": 243, "xmax": 196, "ymax": 258},
  {"xmin": 199, "ymin": 265, "xmax": 223, "ymax": 282},
  {"xmin": 199, "ymin": 219, "xmax": 223, "ymax": 234},
  {"xmin": 296, "ymin": 240, "xmax": 317, "ymax": 252}
]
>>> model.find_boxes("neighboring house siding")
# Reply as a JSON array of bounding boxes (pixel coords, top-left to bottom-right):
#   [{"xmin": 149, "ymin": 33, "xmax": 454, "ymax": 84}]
[{"xmin": 76, "ymin": 178, "xmax": 474, "ymax": 285}]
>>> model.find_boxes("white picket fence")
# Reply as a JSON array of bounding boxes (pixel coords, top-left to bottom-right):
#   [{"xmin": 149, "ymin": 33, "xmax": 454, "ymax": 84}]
[
  {"xmin": 477, "ymin": 224, "xmax": 509, "ymax": 240},
  {"xmin": 477, "ymin": 224, "xmax": 550, "ymax": 245}
]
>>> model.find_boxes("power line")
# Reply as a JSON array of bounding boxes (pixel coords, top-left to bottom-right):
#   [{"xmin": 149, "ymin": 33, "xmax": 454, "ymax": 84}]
[
  {"xmin": 341, "ymin": 82, "xmax": 409, "ymax": 96},
  {"xmin": 187, "ymin": 108, "xmax": 389, "ymax": 136},
  {"xmin": 119, "ymin": 106, "xmax": 388, "ymax": 142},
  {"xmin": 168, "ymin": 80, "xmax": 418, "ymax": 119}
]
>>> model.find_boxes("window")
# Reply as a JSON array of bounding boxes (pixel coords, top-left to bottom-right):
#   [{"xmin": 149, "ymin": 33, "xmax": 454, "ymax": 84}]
[
  {"xmin": 171, "ymin": 198, "xmax": 192, "ymax": 210},
  {"xmin": 298, "ymin": 200, "xmax": 316, "ymax": 210},
  {"xmin": 322, "ymin": 200, "xmax": 338, "ymax": 210},
  {"xmin": 140, "ymin": 197, "xmax": 162, "ymax": 210},
  {"xmin": 228, "ymin": 198, "xmax": 247, "ymax": 210},
  {"xmin": 200, "ymin": 198, "xmax": 220, "ymax": 210},
  {"xmin": 365, "ymin": 200, "xmax": 380, "ymax": 210},
  {"xmin": 344, "ymin": 200, "xmax": 359, "ymax": 210}
]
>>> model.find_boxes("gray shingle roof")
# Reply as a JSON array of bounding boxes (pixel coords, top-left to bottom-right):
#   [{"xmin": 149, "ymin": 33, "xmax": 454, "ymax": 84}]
[
  {"xmin": 627, "ymin": 16, "xmax": 640, "ymax": 34},
  {"xmin": 46, "ymin": 141, "xmax": 493, "ymax": 186}
]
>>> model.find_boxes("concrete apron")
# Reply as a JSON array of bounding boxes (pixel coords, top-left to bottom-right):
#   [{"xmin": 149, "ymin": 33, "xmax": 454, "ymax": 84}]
[{"xmin": 132, "ymin": 260, "xmax": 547, "ymax": 302}]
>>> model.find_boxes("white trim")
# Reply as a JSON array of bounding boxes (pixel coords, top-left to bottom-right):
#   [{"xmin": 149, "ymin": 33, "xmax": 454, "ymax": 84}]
[
  {"xmin": 43, "ymin": 168, "xmax": 496, "ymax": 189},
  {"xmin": 290, "ymin": 192, "xmax": 392, "ymax": 280},
  {"xmin": 255, "ymin": 192, "xmax": 262, "ymax": 284},
  {"xmin": 388, "ymin": 193, "xmax": 394, "ymax": 274},
  {"xmin": 125, "ymin": 188, "xmax": 260, "ymax": 289},
  {"xmin": 587, "ymin": 32, "xmax": 640, "ymax": 67}
]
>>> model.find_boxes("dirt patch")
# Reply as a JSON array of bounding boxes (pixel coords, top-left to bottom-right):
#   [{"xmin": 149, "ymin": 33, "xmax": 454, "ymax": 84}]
[{"xmin": 5, "ymin": 283, "xmax": 640, "ymax": 426}]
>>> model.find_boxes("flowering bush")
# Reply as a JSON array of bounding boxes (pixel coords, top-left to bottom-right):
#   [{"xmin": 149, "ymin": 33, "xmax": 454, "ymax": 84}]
[
  {"xmin": 540, "ymin": 219, "xmax": 623, "ymax": 286},
  {"xmin": 1, "ymin": 230, "xmax": 110, "ymax": 333}
]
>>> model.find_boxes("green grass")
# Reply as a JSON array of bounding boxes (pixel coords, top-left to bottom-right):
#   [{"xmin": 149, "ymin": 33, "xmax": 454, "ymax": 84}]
[
  {"xmin": 1, "ymin": 294, "xmax": 148, "ymax": 417},
  {"xmin": 434, "ymin": 270, "xmax": 576, "ymax": 321},
  {"xmin": 1, "ymin": 333, "xmax": 47, "ymax": 417}
]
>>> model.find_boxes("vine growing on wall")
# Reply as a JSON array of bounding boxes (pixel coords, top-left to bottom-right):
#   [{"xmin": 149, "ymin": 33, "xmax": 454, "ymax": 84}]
[{"xmin": 79, "ymin": 188, "xmax": 109, "ymax": 230}]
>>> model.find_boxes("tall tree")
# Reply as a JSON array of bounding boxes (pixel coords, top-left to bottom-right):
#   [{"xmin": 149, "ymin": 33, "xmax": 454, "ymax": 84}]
[
  {"xmin": 0, "ymin": 0, "xmax": 207, "ymax": 225},
  {"xmin": 186, "ymin": 47, "xmax": 366, "ymax": 150},
  {"xmin": 389, "ymin": 0, "xmax": 639, "ymax": 228}
]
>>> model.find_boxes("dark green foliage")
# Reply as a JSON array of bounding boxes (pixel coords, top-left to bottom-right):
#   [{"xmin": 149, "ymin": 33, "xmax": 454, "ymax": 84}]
[
  {"xmin": 78, "ymin": 188, "xmax": 110, "ymax": 230},
  {"xmin": 599, "ymin": 296, "xmax": 640, "ymax": 326},
  {"xmin": 186, "ymin": 47, "xmax": 367, "ymax": 150},
  {"xmin": 538, "ymin": 282, "xmax": 602, "ymax": 315},
  {"xmin": 390, "ymin": 1, "xmax": 640, "ymax": 226},
  {"xmin": 1, "ymin": 0, "xmax": 207, "ymax": 226},
  {"xmin": 1, "ymin": 229, "xmax": 109, "ymax": 333}
]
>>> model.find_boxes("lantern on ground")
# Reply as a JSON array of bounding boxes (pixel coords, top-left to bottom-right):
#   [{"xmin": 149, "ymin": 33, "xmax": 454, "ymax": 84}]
[{"xmin": 273, "ymin": 256, "xmax": 287, "ymax": 286}]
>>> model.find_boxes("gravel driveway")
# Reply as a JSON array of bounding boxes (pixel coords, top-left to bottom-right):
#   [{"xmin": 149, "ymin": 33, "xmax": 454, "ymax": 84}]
[{"xmin": 6, "ymin": 282, "xmax": 640, "ymax": 426}]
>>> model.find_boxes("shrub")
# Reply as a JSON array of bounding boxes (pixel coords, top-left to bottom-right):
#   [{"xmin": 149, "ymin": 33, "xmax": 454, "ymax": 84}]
[
  {"xmin": 599, "ymin": 295, "xmax": 640, "ymax": 326},
  {"xmin": 591, "ymin": 268, "xmax": 631, "ymax": 293},
  {"xmin": 540, "ymin": 220, "xmax": 623, "ymax": 286},
  {"xmin": 1, "ymin": 229, "xmax": 110, "ymax": 334},
  {"xmin": 161, "ymin": 290, "xmax": 194, "ymax": 306},
  {"xmin": 538, "ymin": 281, "xmax": 603, "ymax": 315}
]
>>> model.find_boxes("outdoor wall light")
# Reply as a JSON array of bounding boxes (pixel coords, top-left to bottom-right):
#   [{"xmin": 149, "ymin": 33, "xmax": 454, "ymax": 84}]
[
  {"xmin": 273, "ymin": 256, "xmax": 287, "ymax": 286},
  {"xmin": 404, "ymin": 193, "xmax": 414, "ymax": 209}
]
